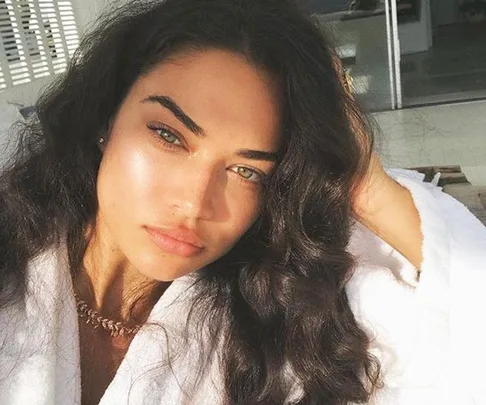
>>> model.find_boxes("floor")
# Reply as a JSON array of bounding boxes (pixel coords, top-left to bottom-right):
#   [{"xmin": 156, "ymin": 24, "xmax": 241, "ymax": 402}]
[
  {"xmin": 400, "ymin": 22, "xmax": 486, "ymax": 106},
  {"xmin": 373, "ymin": 99, "xmax": 486, "ymax": 186}
]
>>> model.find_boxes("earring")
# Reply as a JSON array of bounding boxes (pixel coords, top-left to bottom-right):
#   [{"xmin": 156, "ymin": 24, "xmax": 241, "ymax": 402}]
[{"xmin": 99, "ymin": 137, "xmax": 105, "ymax": 144}]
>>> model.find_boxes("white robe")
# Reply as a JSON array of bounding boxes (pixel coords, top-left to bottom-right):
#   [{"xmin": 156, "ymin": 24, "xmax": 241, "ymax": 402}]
[{"xmin": 1, "ymin": 170, "xmax": 485, "ymax": 405}]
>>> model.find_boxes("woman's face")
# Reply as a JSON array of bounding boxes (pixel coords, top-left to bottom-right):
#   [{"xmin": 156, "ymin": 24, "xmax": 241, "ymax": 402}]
[{"xmin": 95, "ymin": 49, "xmax": 281, "ymax": 281}]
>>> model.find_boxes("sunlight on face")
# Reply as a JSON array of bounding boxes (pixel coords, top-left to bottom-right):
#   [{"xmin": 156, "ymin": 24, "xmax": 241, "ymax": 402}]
[{"xmin": 95, "ymin": 49, "xmax": 282, "ymax": 281}]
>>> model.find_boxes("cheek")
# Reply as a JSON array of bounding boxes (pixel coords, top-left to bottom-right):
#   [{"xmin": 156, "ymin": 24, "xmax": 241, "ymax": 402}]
[
  {"xmin": 221, "ymin": 190, "xmax": 262, "ymax": 245},
  {"xmin": 96, "ymin": 133, "xmax": 160, "ymax": 221}
]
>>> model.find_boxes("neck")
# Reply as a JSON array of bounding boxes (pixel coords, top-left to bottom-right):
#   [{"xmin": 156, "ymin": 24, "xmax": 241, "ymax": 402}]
[{"xmin": 74, "ymin": 226, "xmax": 168, "ymax": 324}]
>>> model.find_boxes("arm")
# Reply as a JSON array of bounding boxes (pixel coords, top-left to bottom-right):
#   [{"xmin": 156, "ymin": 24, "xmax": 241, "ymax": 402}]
[
  {"xmin": 353, "ymin": 154, "xmax": 424, "ymax": 271},
  {"xmin": 331, "ymin": 54, "xmax": 424, "ymax": 269}
]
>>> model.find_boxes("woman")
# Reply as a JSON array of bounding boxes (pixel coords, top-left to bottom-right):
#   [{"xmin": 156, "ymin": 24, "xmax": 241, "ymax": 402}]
[{"xmin": 0, "ymin": 0, "xmax": 484, "ymax": 404}]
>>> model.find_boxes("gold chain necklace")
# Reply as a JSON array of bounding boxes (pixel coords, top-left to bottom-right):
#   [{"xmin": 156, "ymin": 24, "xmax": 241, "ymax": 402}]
[{"xmin": 74, "ymin": 293, "xmax": 141, "ymax": 337}]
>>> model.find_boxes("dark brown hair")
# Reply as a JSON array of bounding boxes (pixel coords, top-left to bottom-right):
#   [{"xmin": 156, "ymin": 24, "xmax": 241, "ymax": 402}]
[{"xmin": 0, "ymin": 0, "xmax": 381, "ymax": 403}]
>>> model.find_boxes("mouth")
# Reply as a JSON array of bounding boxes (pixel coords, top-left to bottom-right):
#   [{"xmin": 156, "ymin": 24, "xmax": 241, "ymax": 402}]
[{"xmin": 144, "ymin": 226, "xmax": 204, "ymax": 258}]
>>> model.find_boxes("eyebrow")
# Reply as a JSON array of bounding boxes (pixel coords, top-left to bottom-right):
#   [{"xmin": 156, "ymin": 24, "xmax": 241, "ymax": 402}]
[
  {"xmin": 142, "ymin": 94, "xmax": 278, "ymax": 163},
  {"xmin": 236, "ymin": 149, "xmax": 278, "ymax": 163},
  {"xmin": 142, "ymin": 95, "xmax": 205, "ymax": 137}
]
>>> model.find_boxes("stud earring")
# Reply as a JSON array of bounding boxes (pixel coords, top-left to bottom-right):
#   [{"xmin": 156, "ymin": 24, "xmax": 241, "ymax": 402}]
[{"xmin": 99, "ymin": 137, "xmax": 105, "ymax": 144}]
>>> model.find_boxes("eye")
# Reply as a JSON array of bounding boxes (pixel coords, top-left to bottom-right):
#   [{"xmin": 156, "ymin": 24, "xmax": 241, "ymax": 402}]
[
  {"xmin": 147, "ymin": 124, "xmax": 183, "ymax": 147},
  {"xmin": 231, "ymin": 166, "xmax": 265, "ymax": 184}
]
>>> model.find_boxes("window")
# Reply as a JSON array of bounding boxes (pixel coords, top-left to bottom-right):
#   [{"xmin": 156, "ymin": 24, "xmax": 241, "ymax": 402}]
[{"xmin": 0, "ymin": 0, "xmax": 79, "ymax": 91}]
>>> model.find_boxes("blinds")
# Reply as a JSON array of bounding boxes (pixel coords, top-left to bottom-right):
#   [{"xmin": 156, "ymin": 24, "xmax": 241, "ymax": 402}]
[{"xmin": 0, "ymin": 0, "xmax": 79, "ymax": 91}]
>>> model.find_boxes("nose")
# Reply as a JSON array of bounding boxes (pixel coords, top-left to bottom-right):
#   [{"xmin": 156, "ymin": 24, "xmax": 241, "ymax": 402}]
[{"xmin": 168, "ymin": 164, "xmax": 218, "ymax": 221}]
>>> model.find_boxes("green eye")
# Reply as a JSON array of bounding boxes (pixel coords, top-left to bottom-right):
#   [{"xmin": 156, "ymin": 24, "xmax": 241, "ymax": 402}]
[
  {"xmin": 158, "ymin": 129, "xmax": 180, "ymax": 145},
  {"xmin": 237, "ymin": 167, "xmax": 254, "ymax": 179},
  {"xmin": 235, "ymin": 167, "xmax": 263, "ymax": 183},
  {"xmin": 148, "ymin": 123, "xmax": 183, "ymax": 146}
]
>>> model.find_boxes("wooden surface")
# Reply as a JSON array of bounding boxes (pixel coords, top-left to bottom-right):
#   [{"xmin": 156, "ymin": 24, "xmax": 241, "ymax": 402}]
[{"xmin": 412, "ymin": 165, "xmax": 486, "ymax": 225}]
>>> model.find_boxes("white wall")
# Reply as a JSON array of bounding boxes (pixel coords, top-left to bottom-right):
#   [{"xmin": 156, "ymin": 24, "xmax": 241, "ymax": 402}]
[
  {"xmin": 0, "ymin": 75, "xmax": 53, "ymax": 106},
  {"xmin": 71, "ymin": 0, "xmax": 112, "ymax": 37}
]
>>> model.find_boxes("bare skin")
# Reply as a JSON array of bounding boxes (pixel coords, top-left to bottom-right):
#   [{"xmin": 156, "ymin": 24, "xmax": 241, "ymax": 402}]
[
  {"xmin": 355, "ymin": 153, "xmax": 423, "ymax": 271},
  {"xmin": 75, "ymin": 49, "xmax": 281, "ymax": 404}
]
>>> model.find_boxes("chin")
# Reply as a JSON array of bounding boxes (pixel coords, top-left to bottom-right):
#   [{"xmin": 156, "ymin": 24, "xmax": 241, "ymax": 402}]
[
  {"xmin": 153, "ymin": 268, "xmax": 196, "ymax": 282},
  {"xmin": 130, "ymin": 253, "xmax": 199, "ymax": 282},
  {"xmin": 135, "ymin": 262, "xmax": 194, "ymax": 282}
]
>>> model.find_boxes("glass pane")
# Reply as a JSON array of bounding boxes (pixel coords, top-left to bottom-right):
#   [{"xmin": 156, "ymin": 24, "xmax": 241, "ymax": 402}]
[
  {"xmin": 307, "ymin": 0, "xmax": 395, "ymax": 111},
  {"xmin": 399, "ymin": 0, "xmax": 486, "ymax": 107}
]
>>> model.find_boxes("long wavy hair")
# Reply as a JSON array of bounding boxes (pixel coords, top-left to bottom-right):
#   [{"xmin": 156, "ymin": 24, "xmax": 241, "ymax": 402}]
[{"xmin": 0, "ymin": 0, "xmax": 381, "ymax": 403}]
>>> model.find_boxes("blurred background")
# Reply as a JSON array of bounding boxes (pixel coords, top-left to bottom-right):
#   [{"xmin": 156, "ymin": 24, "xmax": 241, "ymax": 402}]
[{"xmin": 0, "ymin": 0, "xmax": 485, "ymax": 189}]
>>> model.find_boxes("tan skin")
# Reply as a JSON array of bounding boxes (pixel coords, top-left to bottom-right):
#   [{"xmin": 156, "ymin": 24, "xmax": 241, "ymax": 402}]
[
  {"xmin": 77, "ymin": 49, "xmax": 282, "ymax": 405},
  {"xmin": 355, "ymin": 153, "xmax": 423, "ymax": 270},
  {"xmin": 75, "ymin": 49, "xmax": 422, "ymax": 405}
]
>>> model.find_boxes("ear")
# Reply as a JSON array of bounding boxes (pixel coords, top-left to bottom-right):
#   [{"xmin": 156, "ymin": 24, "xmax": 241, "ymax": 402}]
[
  {"xmin": 98, "ymin": 136, "xmax": 106, "ymax": 153},
  {"xmin": 98, "ymin": 118, "xmax": 115, "ymax": 153}
]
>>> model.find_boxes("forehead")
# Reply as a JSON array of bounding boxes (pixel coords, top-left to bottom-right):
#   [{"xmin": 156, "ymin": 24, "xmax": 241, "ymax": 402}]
[{"xmin": 130, "ymin": 49, "xmax": 282, "ymax": 150}]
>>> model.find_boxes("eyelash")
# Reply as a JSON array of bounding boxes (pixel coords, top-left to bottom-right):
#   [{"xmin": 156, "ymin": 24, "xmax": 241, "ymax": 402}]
[
  {"xmin": 146, "ymin": 123, "xmax": 268, "ymax": 185},
  {"xmin": 230, "ymin": 166, "xmax": 267, "ymax": 185},
  {"xmin": 147, "ymin": 123, "xmax": 184, "ymax": 150}
]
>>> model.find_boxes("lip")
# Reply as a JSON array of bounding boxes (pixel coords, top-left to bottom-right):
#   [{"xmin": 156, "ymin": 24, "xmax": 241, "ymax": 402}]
[{"xmin": 144, "ymin": 226, "xmax": 204, "ymax": 257}]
